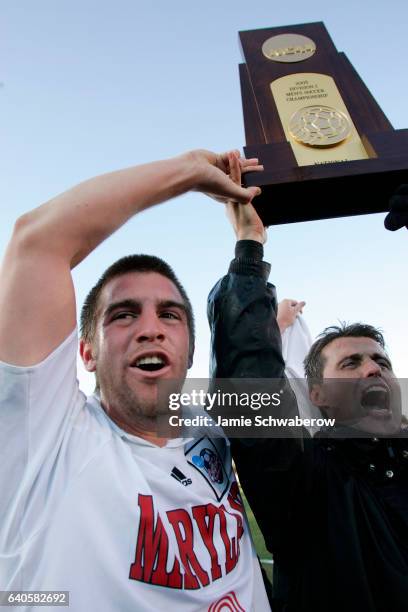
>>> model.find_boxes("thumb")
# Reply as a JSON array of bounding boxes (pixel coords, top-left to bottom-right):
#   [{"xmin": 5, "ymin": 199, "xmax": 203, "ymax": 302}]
[
  {"xmin": 245, "ymin": 186, "xmax": 262, "ymax": 203},
  {"xmin": 224, "ymin": 183, "xmax": 261, "ymax": 205}
]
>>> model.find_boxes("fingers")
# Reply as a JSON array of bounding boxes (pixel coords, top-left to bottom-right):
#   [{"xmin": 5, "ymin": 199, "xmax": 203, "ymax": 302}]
[
  {"xmin": 224, "ymin": 182, "xmax": 261, "ymax": 205},
  {"xmin": 228, "ymin": 152, "xmax": 263, "ymax": 177},
  {"xmin": 212, "ymin": 150, "xmax": 262, "ymax": 205},
  {"xmin": 220, "ymin": 150, "xmax": 264, "ymax": 174},
  {"xmin": 246, "ymin": 186, "xmax": 262, "ymax": 201},
  {"xmin": 295, "ymin": 301, "xmax": 306, "ymax": 315},
  {"xmin": 234, "ymin": 186, "xmax": 261, "ymax": 204},
  {"xmin": 279, "ymin": 299, "xmax": 306, "ymax": 315},
  {"xmin": 228, "ymin": 152, "xmax": 241, "ymax": 186},
  {"xmin": 239, "ymin": 157, "xmax": 264, "ymax": 174},
  {"xmin": 227, "ymin": 153, "xmax": 261, "ymax": 203}
]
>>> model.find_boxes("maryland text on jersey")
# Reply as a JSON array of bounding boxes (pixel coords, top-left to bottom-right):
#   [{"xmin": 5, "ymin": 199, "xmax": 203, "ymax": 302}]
[{"xmin": 129, "ymin": 481, "xmax": 245, "ymax": 589}]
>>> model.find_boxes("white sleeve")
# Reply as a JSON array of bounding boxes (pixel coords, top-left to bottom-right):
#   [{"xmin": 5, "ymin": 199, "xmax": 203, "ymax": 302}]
[
  {"xmin": 281, "ymin": 316, "xmax": 323, "ymax": 434},
  {"xmin": 281, "ymin": 315, "xmax": 313, "ymax": 378},
  {"xmin": 0, "ymin": 329, "xmax": 84, "ymax": 550}
]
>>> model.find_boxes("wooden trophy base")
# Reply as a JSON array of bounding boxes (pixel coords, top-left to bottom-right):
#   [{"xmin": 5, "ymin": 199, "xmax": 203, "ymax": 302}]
[{"xmin": 244, "ymin": 130, "xmax": 408, "ymax": 226}]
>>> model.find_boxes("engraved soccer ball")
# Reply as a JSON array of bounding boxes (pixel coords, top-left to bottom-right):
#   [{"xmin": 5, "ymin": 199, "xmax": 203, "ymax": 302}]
[{"xmin": 289, "ymin": 105, "xmax": 351, "ymax": 147}]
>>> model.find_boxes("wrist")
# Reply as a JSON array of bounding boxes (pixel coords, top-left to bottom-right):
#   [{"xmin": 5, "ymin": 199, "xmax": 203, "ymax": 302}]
[
  {"xmin": 178, "ymin": 149, "xmax": 215, "ymax": 192},
  {"xmin": 277, "ymin": 318, "xmax": 290, "ymax": 334},
  {"xmin": 235, "ymin": 239, "xmax": 264, "ymax": 261},
  {"xmin": 236, "ymin": 230, "xmax": 266, "ymax": 244}
]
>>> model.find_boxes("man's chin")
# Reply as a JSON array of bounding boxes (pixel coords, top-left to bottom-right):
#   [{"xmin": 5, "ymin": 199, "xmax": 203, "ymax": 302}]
[
  {"xmin": 350, "ymin": 412, "xmax": 402, "ymax": 436},
  {"xmin": 128, "ymin": 390, "xmax": 159, "ymax": 418},
  {"xmin": 126, "ymin": 384, "xmax": 175, "ymax": 419}
]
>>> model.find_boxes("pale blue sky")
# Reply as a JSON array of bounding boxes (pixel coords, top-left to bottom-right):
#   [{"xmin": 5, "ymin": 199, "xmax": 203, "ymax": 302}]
[{"xmin": 2, "ymin": 0, "xmax": 408, "ymax": 392}]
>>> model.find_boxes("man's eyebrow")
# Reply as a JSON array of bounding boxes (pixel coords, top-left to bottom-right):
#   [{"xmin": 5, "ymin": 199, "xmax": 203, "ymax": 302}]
[
  {"xmin": 372, "ymin": 352, "xmax": 393, "ymax": 368},
  {"xmin": 338, "ymin": 353, "xmax": 361, "ymax": 366},
  {"xmin": 102, "ymin": 299, "xmax": 187, "ymax": 318},
  {"xmin": 338, "ymin": 352, "xmax": 393, "ymax": 368},
  {"xmin": 103, "ymin": 299, "xmax": 141, "ymax": 318},
  {"xmin": 157, "ymin": 300, "xmax": 187, "ymax": 314}
]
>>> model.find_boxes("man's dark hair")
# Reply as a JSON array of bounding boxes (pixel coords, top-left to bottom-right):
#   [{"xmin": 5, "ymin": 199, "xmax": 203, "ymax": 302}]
[
  {"xmin": 304, "ymin": 322, "xmax": 386, "ymax": 387},
  {"xmin": 80, "ymin": 254, "xmax": 195, "ymax": 361}
]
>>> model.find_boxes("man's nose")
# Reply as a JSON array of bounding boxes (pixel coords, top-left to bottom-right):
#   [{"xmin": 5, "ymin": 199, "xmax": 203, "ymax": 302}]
[
  {"xmin": 362, "ymin": 358, "xmax": 382, "ymax": 378},
  {"xmin": 135, "ymin": 312, "xmax": 165, "ymax": 343}
]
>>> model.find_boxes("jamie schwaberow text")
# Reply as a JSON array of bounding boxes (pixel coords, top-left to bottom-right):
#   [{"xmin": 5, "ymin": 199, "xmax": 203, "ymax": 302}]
[{"xmin": 168, "ymin": 414, "xmax": 336, "ymax": 428}]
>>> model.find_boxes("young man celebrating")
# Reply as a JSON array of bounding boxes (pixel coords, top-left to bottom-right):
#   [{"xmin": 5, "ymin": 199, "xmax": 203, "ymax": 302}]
[
  {"xmin": 0, "ymin": 150, "xmax": 272, "ymax": 610},
  {"xmin": 209, "ymin": 156, "xmax": 408, "ymax": 611}
]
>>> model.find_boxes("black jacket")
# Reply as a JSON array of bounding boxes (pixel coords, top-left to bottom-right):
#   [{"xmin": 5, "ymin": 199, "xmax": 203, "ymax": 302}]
[{"xmin": 208, "ymin": 241, "xmax": 408, "ymax": 612}]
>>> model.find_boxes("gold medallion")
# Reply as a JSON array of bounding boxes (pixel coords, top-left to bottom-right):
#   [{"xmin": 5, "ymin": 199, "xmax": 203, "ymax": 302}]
[
  {"xmin": 288, "ymin": 105, "xmax": 352, "ymax": 147},
  {"xmin": 262, "ymin": 33, "xmax": 316, "ymax": 63}
]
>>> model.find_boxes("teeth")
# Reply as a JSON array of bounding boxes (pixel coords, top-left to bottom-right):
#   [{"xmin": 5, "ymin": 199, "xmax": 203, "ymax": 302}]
[{"xmin": 135, "ymin": 355, "xmax": 165, "ymax": 366}]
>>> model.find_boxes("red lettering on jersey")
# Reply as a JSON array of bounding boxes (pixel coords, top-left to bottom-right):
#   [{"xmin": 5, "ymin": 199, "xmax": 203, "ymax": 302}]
[
  {"xmin": 192, "ymin": 505, "xmax": 222, "ymax": 581},
  {"xmin": 218, "ymin": 503, "xmax": 238, "ymax": 574},
  {"xmin": 228, "ymin": 481, "xmax": 244, "ymax": 517},
  {"xmin": 167, "ymin": 508, "xmax": 210, "ymax": 588},
  {"xmin": 227, "ymin": 482, "xmax": 245, "ymax": 540},
  {"xmin": 193, "ymin": 500, "xmax": 245, "ymax": 578},
  {"xmin": 129, "ymin": 485, "xmax": 246, "ymax": 590},
  {"xmin": 129, "ymin": 495, "xmax": 182, "ymax": 588}
]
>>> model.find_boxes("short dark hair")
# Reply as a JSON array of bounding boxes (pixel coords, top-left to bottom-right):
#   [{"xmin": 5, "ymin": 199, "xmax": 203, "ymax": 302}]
[
  {"xmin": 80, "ymin": 254, "xmax": 195, "ymax": 361},
  {"xmin": 304, "ymin": 322, "xmax": 386, "ymax": 387}
]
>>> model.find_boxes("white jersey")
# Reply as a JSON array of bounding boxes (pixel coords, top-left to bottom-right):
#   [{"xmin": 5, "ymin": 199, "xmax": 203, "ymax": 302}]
[{"xmin": 0, "ymin": 330, "xmax": 270, "ymax": 612}]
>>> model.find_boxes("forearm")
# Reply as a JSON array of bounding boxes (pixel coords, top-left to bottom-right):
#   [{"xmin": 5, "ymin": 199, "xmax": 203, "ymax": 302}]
[
  {"xmin": 208, "ymin": 240, "xmax": 303, "ymax": 424},
  {"xmin": 16, "ymin": 154, "xmax": 196, "ymax": 268},
  {"xmin": 208, "ymin": 240, "xmax": 285, "ymax": 379},
  {"xmin": 208, "ymin": 241, "xmax": 304, "ymax": 558}
]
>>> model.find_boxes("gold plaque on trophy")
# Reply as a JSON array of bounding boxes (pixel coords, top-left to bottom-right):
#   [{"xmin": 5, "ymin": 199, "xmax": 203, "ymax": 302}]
[
  {"xmin": 261, "ymin": 33, "xmax": 316, "ymax": 62},
  {"xmin": 270, "ymin": 73, "xmax": 367, "ymax": 165}
]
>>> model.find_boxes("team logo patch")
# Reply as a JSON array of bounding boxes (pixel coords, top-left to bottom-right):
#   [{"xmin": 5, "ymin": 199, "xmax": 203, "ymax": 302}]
[
  {"xmin": 193, "ymin": 448, "xmax": 223, "ymax": 484},
  {"xmin": 185, "ymin": 438, "xmax": 230, "ymax": 501},
  {"xmin": 208, "ymin": 590, "xmax": 245, "ymax": 611},
  {"xmin": 171, "ymin": 466, "xmax": 192, "ymax": 487}
]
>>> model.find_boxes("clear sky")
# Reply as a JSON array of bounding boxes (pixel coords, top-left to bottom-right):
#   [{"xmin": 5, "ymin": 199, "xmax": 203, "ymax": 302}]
[{"xmin": 2, "ymin": 0, "xmax": 408, "ymax": 394}]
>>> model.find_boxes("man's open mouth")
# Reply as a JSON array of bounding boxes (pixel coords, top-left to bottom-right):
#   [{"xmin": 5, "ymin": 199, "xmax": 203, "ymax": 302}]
[
  {"xmin": 361, "ymin": 385, "xmax": 390, "ymax": 412},
  {"xmin": 130, "ymin": 354, "xmax": 169, "ymax": 372}
]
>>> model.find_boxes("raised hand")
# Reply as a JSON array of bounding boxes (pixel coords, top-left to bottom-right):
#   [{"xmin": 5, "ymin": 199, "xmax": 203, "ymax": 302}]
[
  {"xmin": 277, "ymin": 299, "xmax": 306, "ymax": 333},
  {"xmin": 184, "ymin": 149, "xmax": 263, "ymax": 206},
  {"xmin": 224, "ymin": 150, "xmax": 266, "ymax": 244}
]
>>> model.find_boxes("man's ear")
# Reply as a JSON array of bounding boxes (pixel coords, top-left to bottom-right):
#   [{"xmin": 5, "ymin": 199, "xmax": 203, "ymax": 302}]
[
  {"xmin": 79, "ymin": 338, "xmax": 97, "ymax": 372},
  {"xmin": 310, "ymin": 383, "xmax": 327, "ymax": 409}
]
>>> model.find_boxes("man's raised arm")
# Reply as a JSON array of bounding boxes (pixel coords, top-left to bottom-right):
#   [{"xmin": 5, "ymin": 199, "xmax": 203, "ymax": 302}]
[
  {"xmin": 0, "ymin": 150, "xmax": 261, "ymax": 366},
  {"xmin": 208, "ymin": 151, "xmax": 285, "ymax": 380},
  {"xmin": 207, "ymin": 154, "xmax": 305, "ymax": 572}
]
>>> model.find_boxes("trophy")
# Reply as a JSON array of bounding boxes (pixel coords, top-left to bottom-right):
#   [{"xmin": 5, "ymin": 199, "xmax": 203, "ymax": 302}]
[{"xmin": 239, "ymin": 22, "xmax": 408, "ymax": 225}]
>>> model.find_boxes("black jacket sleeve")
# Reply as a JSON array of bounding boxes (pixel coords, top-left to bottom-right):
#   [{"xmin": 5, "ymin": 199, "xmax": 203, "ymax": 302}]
[
  {"xmin": 207, "ymin": 240, "xmax": 285, "ymax": 380},
  {"xmin": 207, "ymin": 240, "xmax": 306, "ymax": 567}
]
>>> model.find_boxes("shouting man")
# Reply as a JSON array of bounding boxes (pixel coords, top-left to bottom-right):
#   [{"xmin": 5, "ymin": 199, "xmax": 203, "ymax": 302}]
[
  {"xmin": 0, "ymin": 150, "xmax": 273, "ymax": 611},
  {"xmin": 208, "ymin": 156, "xmax": 408, "ymax": 612}
]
